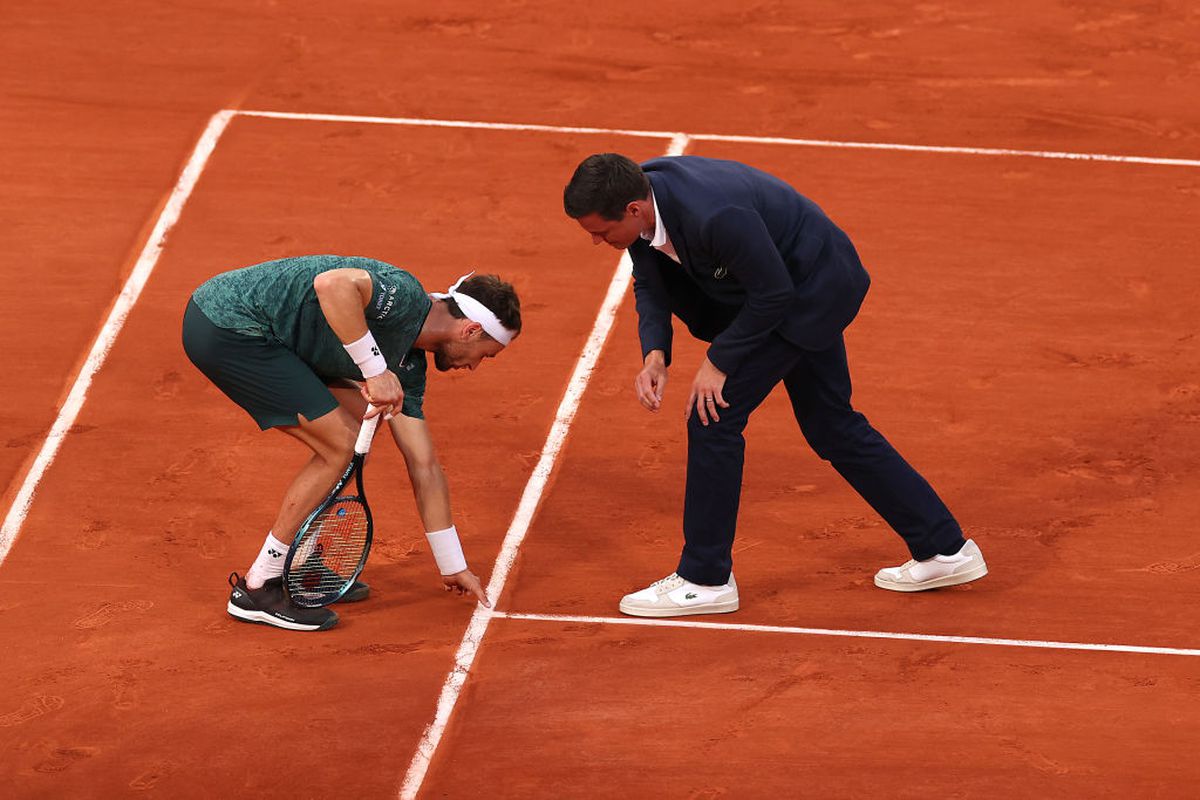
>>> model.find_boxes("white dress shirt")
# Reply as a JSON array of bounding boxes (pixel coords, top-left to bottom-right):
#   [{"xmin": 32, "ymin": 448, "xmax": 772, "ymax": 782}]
[{"xmin": 642, "ymin": 189, "xmax": 680, "ymax": 263}]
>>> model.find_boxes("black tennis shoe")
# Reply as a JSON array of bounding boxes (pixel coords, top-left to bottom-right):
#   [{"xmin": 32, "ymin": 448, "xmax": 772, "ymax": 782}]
[
  {"xmin": 335, "ymin": 578, "xmax": 370, "ymax": 603},
  {"xmin": 226, "ymin": 572, "xmax": 338, "ymax": 631},
  {"xmin": 301, "ymin": 564, "xmax": 370, "ymax": 603}
]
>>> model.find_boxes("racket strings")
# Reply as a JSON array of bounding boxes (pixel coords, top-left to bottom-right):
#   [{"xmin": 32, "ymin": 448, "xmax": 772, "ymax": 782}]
[{"xmin": 287, "ymin": 497, "xmax": 369, "ymax": 603}]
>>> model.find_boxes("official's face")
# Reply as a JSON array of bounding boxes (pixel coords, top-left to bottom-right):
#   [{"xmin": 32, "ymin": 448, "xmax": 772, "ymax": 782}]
[{"xmin": 575, "ymin": 207, "xmax": 645, "ymax": 250}]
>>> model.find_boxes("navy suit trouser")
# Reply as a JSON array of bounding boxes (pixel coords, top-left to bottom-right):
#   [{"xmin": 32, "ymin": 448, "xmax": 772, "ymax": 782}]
[{"xmin": 657, "ymin": 268, "xmax": 965, "ymax": 586}]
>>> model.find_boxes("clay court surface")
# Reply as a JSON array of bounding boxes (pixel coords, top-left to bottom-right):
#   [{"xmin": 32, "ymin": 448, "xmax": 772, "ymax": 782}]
[{"xmin": 3, "ymin": 3, "xmax": 1199, "ymax": 798}]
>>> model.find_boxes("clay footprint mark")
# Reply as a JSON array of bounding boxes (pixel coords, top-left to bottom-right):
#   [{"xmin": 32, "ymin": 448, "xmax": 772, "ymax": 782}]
[
  {"xmin": 79, "ymin": 520, "xmax": 110, "ymax": 550},
  {"xmin": 153, "ymin": 370, "xmax": 183, "ymax": 399},
  {"xmin": 0, "ymin": 695, "xmax": 64, "ymax": 727},
  {"xmin": 112, "ymin": 676, "xmax": 139, "ymax": 710},
  {"xmin": 34, "ymin": 747, "xmax": 97, "ymax": 773},
  {"xmin": 197, "ymin": 528, "xmax": 229, "ymax": 559},
  {"xmin": 130, "ymin": 762, "xmax": 174, "ymax": 790},
  {"xmin": 72, "ymin": 600, "xmax": 154, "ymax": 630},
  {"xmin": 1133, "ymin": 553, "xmax": 1200, "ymax": 574}
]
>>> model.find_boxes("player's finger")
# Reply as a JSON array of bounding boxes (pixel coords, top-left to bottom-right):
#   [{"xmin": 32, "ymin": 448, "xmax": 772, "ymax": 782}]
[
  {"xmin": 685, "ymin": 388, "xmax": 696, "ymax": 421},
  {"xmin": 714, "ymin": 387, "xmax": 729, "ymax": 408},
  {"xmin": 475, "ymin": 584, "xmax": 492, "ymax": 608}
]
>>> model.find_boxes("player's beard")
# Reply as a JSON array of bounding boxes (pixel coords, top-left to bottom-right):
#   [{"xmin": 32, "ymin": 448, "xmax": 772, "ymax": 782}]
[{"xmin": 433, "ymin": 348, "xmax": 453, "ymax": 372}]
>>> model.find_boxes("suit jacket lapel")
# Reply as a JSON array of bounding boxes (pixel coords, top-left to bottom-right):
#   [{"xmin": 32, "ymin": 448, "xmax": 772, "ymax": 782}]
[{"xmin": 647, "ymin": 172, "xmax": 698, "ymax": 276}]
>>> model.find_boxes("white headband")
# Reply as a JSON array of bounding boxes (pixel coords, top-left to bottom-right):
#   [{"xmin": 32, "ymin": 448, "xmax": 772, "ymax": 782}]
[{"xmin": 431, "ymin": 271, "xmax": 516, "ymax": 346}]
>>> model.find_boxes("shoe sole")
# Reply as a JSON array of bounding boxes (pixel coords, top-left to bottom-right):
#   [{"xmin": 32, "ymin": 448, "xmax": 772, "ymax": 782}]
[
  {"xmin": 874, "ymin": 563, "xmax": 988, "ymax": 593},
  {"xmin": 618, "ymin": 598, "xmax": 740, "ymax": 618},
  {"xmin": 226, "ymin": 601, "xmax": 338, "ymax": 631}
]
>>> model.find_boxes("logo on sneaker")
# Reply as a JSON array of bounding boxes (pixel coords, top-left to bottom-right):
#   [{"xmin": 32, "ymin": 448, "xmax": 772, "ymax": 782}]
[
  {"xmin": 684, "ymin": 592, "xmax": 698, "ymax": 600},
  {"xmin": 232, "ymin": 590, "xmax": 243, "ymax": 599}
]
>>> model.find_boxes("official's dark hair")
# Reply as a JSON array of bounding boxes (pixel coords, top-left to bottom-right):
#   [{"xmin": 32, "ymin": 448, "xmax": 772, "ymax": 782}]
[
  {"xmin": 562, "ymin": 153, "xmax": 650, "ymax": 221},
  {"xmin": 445, "ymin": 274, "xmax": 522, "ymax": 339}
]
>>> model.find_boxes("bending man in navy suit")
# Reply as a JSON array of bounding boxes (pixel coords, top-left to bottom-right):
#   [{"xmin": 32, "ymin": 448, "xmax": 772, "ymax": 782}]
[{"xmin": 563, "ymin": 153, "xmax": 987, "ymax": 617}]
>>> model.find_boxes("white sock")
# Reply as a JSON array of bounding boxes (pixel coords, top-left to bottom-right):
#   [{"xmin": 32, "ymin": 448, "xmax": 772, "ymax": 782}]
[{"xmin": 246, "ymin": 533, "xmax": 289, "ymax": 590}]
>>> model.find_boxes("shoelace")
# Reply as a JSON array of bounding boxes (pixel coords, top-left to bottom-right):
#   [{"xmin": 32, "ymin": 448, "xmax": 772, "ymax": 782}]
[{"xmin": 650, "ymin": 573, "xmax": 684, "ymax": 591}]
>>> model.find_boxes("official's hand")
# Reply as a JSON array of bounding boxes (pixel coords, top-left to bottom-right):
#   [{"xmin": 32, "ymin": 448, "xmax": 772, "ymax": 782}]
[
  {"xmin": 443, "ymin": 569, "xmax": 491, "ymax": 607},
  {"xmin": 635, "ymin": 350, "xmax": 668, "ymax": 412},
  {"xmin": 361, "ymin": 371, "xmax": 404, "ymax": 419},
  {"xmin": 686, "ymin": 357, "xmax": 729, "ymax": 426}
]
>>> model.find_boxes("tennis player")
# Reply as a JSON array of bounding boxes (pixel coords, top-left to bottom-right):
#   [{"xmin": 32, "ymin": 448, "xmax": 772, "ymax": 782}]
[
  {"xmin": 564, "ymin": 154, "xmax": 986, "ymax": 617},
  {"xmin": 182, "ymin": 255, "xmax": 521, "ymax": 631}
]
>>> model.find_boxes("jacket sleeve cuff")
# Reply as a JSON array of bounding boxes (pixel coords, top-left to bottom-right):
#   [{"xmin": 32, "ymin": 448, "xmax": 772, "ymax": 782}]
[{"xmin": 705, "ymin": 345, "xmax": 734, "ymax": 375}]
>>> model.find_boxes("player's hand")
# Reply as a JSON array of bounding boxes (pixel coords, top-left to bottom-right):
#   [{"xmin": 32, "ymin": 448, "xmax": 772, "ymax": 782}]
[
  {"xmin": 361, "ymin": 371, "xmax": 404, "ymax": 419},
  {"xmin": 443, "ymin": 569, "xmax": 491, "ymax": 607},
  {"xmin": 635, "ymin": 350, "xmax": 668, "ymax": 412},
  {"xmin": 686, "ymin": 357, "xmax": 729, "ymax": 426}
]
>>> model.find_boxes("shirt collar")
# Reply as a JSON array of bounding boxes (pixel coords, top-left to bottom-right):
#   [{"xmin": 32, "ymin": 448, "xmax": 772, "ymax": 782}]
[{"xmin": 641, "ymin": 188, "xmax": 669, "ymax": 248}]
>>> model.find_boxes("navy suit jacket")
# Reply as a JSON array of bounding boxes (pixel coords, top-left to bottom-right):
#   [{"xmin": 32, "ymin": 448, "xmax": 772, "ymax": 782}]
[{"xmin": 630, "ymin": 156, "xmax": 871, "ymax": 374}]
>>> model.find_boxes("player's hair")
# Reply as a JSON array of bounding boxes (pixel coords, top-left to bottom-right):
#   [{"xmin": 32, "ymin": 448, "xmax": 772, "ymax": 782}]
[
  {"xmin": 562, "ymin": 153, "xmax": 650, "ymax": 221},
  {"xmin": 445, "ymin": 274, "xmax": 522, "ymax": 339}
]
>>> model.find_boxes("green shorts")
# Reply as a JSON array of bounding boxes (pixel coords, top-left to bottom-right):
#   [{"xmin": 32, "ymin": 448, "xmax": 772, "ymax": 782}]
[{"xmin": 182, "ymin": 298, "xmax": 340, "ymax": 430}]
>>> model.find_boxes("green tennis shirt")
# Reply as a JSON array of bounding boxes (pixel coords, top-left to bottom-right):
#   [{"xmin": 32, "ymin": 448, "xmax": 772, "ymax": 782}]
[{"xmin": 191, "ymin": 255, "xmax": 432, "ymax": 418}]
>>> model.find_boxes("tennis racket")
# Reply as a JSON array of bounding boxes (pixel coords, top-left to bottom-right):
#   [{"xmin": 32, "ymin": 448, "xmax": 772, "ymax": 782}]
[{"xmin": 283, "ymin": 407, "xmax": 381, "ymax": 607}]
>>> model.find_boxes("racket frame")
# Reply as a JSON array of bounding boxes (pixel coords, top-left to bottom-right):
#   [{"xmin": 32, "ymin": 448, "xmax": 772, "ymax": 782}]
[{"xmin": 283, "ymin": 412, "xmax": 381, "ymax": 607}]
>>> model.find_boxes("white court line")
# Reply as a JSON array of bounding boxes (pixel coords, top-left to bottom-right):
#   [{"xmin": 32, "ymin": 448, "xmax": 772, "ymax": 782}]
[
  {"xmin": 238, "ymin": 109, "xmax": 684, "ymax": 142},
  {"xmin": 497, "ymin": 612, "xmax": 1200, "ymax": 659},
  {"xmin": 0, "ymin": 110, "xmax": 235, "ymax": 565},
  {"xmin": 398, "ymin": 132, "xmax": 692, "ymax": 800},
  {"xmin": 236, "ymin": 108, "xmax": 1200, "ymax": 168}
]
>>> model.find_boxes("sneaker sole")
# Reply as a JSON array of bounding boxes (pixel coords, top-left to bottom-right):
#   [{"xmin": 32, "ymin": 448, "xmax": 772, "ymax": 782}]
[
  {"xmin": 226, "ymin": 601, "xmax": 338, "ymax": 631},
  {"xmin": 874, "ymin": 563, "xmax": 988, "ymax": 593},
  {"xmin": 618, "ymin": 598, "xmax": 739, "ymax": 618}
]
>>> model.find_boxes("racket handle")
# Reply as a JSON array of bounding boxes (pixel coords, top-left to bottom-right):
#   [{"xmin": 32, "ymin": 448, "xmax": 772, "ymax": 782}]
[{"xmin": 356, "ymin": 406, "xmax": 383, "ymax": 454}]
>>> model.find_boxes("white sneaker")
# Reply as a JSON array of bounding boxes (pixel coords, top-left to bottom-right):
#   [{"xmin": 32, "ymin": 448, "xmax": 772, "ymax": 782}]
[
  {"xmin": 874, "ymin": 539, "xmax": 988, "ymax": 592},
  {"xmin": 618, "ymin": 573, "xmax": 739, "ymax": 618}
]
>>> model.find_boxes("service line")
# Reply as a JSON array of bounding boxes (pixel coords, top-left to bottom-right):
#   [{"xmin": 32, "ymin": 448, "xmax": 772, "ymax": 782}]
[
  {"xmin": 496, "ymin": 612, "xmax": 1200, "ymax": 658},
  {"xmin": 398, "ymin": 132, "xmax": 691, "ymax": 800},
  {"xmin": 0, "ymin": 110, "xmax": 235, "ymax": 564},
  {"xmin": 237, "ymin": 109, "xmax": 1200, "ymax": 168}
]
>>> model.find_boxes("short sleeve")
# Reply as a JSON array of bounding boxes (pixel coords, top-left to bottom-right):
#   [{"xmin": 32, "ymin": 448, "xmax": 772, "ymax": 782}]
[{"xmin": 396, "ymin": 349, "xmax": 427, "ymax": 419}]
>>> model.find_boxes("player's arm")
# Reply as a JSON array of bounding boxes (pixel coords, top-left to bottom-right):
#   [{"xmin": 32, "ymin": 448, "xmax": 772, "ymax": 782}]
[
  {"xmin": 312, "ymin": 267, "xmax": 402, "ymax": 418},
  {"xmin": 387, "ymin": 413, "xmax": 490, "ymax": 607}
]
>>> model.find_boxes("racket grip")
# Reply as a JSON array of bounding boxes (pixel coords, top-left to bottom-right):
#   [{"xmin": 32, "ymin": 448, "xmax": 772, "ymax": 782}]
[{"xmin": 356, "ymin": 406, "xmax": 382, "ymax": 454}]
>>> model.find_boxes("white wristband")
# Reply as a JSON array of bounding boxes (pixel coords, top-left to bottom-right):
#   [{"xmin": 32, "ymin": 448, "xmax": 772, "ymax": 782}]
[
  {"xmin": 343, "ymin": 330, "xmax": 388, "ymax": 379},
  {"xmin": 426, "ymin": 525, "xmax": 468, "ymax": 576}
]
